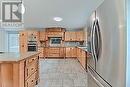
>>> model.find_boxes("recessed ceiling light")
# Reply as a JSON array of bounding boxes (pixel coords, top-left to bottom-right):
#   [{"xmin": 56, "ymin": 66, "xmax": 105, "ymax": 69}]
[{"xmin": 53, "ymin": 17, "xmax": 63, "ymax": 22}]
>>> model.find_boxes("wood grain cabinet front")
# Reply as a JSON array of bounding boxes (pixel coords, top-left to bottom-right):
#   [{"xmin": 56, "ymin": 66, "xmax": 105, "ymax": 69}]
[
  {"xmin": 0, "ymin": 54, "xmax": 39, "ymax": 87},
  {"xmin": 65, "ymin": 47, "xmax": 77, "ymax": 58},
  {"xmin": 39, "ymin": 31, "xmax": 46, "ymax": 41},
  {"xmin": 76, "ymin": 48, "xmax": 87, "ymax": 69}
]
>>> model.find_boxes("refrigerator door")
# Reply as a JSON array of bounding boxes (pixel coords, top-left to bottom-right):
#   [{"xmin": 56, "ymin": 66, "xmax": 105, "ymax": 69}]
[
  {"xmin": 95, "ymin": 0, "xmax": 126, "ymax": 87},
  {"xmin": 88, "ymin": 66, "xmax": 112, "ymax": 87}
]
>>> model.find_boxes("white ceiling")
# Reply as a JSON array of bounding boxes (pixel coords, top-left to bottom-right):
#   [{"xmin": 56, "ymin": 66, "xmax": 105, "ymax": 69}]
[{"xmin": 0, "ymin": 0, "xmax": 104, "ymax": 29}]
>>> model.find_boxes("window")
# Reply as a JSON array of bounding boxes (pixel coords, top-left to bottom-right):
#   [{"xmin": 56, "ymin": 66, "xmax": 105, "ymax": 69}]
[{"xmin": 8, "ymin": 32, "xmax": 19, "ymax": 52}]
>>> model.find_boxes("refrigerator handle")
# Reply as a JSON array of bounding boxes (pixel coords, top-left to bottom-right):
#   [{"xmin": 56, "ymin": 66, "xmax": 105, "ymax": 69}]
[
  {"xmin": 92, "ymin": 22, "xmax": 98, "ymax": 64},
  {"xmin": 90, "ymin": 22, "xmax": 97, "ymax": 70}
]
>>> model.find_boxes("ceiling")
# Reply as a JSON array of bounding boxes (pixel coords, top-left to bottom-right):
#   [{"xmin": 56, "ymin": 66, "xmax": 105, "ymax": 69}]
[{"xmin": 0, "ymin": 0, "xmax": 104, "ymax": 30}]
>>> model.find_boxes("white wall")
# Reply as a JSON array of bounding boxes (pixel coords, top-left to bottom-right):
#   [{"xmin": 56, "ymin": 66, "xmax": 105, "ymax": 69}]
[
  {"xmin": 127, "ymin": 0, "xmax": 130, "ymax": 87},
  {"xmin": 0, "ymin": 30, "xmax": 8, "ymax": 52}
]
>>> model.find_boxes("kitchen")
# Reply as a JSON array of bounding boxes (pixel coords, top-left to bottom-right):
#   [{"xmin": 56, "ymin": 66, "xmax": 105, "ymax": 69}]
[{"xmin": 0, "ymin": 0, "xmax": 128, "ymax": 87}]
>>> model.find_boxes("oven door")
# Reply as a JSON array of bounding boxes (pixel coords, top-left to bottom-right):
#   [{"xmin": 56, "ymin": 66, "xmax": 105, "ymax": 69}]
[{"xmin": 28, "ymin": 46, "xmax": 37, "ymax": 51}]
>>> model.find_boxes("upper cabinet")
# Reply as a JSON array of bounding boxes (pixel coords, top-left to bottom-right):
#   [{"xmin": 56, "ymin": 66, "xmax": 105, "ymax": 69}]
[
  {"xmin": 19, "ymin": 30, "xmax": 39, "ymax": 53},
  {"xmin": 65, "ymin": 31, "xmax": 76, "ymax": 41},
  {"xmin": 76, "ymin": 31, "xmax": 84, "ymax": 41},
  {"xmin": 65, "ymin": 31, "xmax": 84, "ymax": 41},
  {"xmin": 39, "ymin": 31, "xmax": 46, "ymax": 41}
]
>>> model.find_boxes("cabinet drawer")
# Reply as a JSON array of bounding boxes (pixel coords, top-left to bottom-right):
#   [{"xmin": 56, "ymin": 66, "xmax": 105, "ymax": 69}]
[
  {"xmin": 25, "ymin": 61, "xmax": 37, "ymax": 79},
  {"xmin": 26, "ymin": 56, "xmax": 38, "ymax": 66},
  {"xmin": 25, "ymin": 72, "xmax": 37, "ymax": 87}
]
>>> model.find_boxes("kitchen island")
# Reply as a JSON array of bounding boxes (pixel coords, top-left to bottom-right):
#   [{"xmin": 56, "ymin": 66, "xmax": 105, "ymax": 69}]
[{"xmin": 0, "ymin": 52, "xmax": 40, "ymax": 87}]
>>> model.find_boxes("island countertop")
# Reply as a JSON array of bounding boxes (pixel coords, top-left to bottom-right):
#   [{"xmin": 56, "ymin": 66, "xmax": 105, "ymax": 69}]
[{"xmin": 0, "ymin": 52, "xmax": 40, "ymax": 63}]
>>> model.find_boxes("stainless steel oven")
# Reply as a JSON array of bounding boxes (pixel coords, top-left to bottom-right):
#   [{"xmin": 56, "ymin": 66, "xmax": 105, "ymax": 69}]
[{"xmin": 27, "ymin": 41, "xmax": 37, "ymax": 51}]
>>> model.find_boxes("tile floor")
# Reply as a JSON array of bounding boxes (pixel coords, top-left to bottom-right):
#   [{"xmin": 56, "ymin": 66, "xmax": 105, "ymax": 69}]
[{"xmin": 37, "ymin": 59, "xmax": 88, "ymax": 87}]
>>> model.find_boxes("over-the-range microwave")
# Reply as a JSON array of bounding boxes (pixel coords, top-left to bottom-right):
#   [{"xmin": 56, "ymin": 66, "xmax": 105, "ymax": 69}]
[{"xmin": 49, "ymin": 37, "xmax": 62, "ymax": 46}]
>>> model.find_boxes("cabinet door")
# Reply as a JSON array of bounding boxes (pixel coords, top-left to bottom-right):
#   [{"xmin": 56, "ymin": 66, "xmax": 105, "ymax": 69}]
[
  {"xmin": 39, "ymin": 31, "xmax": 46, "ymax": 41},
  {"xmin": 71, "ymin": 47, "xmax": 77, "ymax": 57},
  {"xmin": 65, "ymin": 48, "xmax": 71, "ymax": 57},
  {"xmin": 19, "ymin": 32, "xmax": 28, "ymax": 53},
  {"xmin": 65, "ymin": 32, "xmax": 77, "ymax": 41},
  {"xmin": 81, "ymin": 50, "xmax": 86, "ymax": 68},
  {"xmin": 66, "ymin": 47, "xmax": 76, "ymax": 58},
  {"xmin": 38, "ymin": 48, "xmax": 44, "ymax": 58},
  {"xmin": 76, "ymin": 31, "xmax": 84, "ymax": 41},
  {"xmin": 65, "ymin": 32, "xmax": 71, "ymax": 41},
  {"xmin": 70, "ymin": 32, "xmax": 77, "ymax": 41},
  {"xmin": 27, "ymin": 31, "xmax": 39, "ymax": 41},
  {"xmin": 59, "ymin": 48, "xmax": 64, "ymax": 57}
]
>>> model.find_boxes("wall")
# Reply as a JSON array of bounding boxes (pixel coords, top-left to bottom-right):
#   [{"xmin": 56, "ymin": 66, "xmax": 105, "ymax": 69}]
[
  {"xmin": 127, "ymin": 0, "xmax": 130, "ymax": 86},
  {"xmin": 0, "ymin": 29, "xmax": 8, "ymax": 52}
]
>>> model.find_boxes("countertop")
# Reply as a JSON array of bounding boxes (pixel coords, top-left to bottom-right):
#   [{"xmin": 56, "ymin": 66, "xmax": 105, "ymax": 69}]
[
  {"xmin": 77, "ymin": 46, "xmax": 90, "ymax": 52},
  {"xmin": 0, "ymin": 52, "xmax": 40, "ymax": 63}
]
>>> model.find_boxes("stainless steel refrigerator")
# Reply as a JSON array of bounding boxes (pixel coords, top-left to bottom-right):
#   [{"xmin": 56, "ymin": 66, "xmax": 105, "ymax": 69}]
[{"xmin": 87, "ymin": 0, "xmax": 126, "ymax": 87}]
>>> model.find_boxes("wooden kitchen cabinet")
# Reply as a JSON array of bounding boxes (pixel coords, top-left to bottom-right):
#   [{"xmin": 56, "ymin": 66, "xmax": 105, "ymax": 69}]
[
  {"xmin": 19, "ymin": 31, "xmax": 28, "ymax": 53},
  {"xmin": 76, "ymin": 31, "xmax": 84, "ymax": 41},
  {"xmin": 39, "ymin": 31, "xmax": 46, "ymax": 41},
  {"xmin": 38, "ymin": 47, "xmax": 45, "ymax": 58},
  {"xmin": 0, "ymin": 53, "xmax": 39, "ymax": 87},
  {"xmin": 45, "ymin": 47, "xmax": 65, "ymax": 58},
  {"xmin": 65, "ymin": 32, "xmax": 77, "ymax": 41},
  {"xmin": 65, "ymin": 31, "xmax": 84, "ymax": 41},
  {"xmin": 65, "ymin": 47, "xmax": 77, "ymax": 58},
  {"xmin": 19, "ymin": 30, "xmax": 39, "ymax": 53},
  {"xmin": 76, "ymin": 48, "xmax": 87, "ymax": 69}
]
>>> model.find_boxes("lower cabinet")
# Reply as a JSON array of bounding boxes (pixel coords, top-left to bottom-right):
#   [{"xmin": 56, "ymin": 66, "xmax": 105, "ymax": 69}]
[
  {"xmin": 25, "ymin": 56, "xmax": 39, "ymax": 87},
  {"xmin": 0, "ymin": 54, "xmax": 39, "ymax": 87},
  {"xmin": 65, "ymin": 47, "xmax": 77, "ymax": 58},
  {"xmin": 76, "ymin": 48, "xmax": 87, "ymax": 69},
  {"xmin": 45, "ymin": 47, "xmax": 65, "ymax": 58}
]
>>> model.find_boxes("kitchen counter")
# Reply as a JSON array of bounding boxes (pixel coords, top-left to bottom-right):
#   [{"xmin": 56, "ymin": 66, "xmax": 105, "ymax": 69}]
[
  {"xmin": 0, "ymin": 52, "xmax": 40, "ymax": 63},
  {"xmin": 0, "ymin": 52, "xmax": 40, "ymax": 87},
  {"xmin": 77, "ymin": 46, "xmax": 90, "ymax": 52}
]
